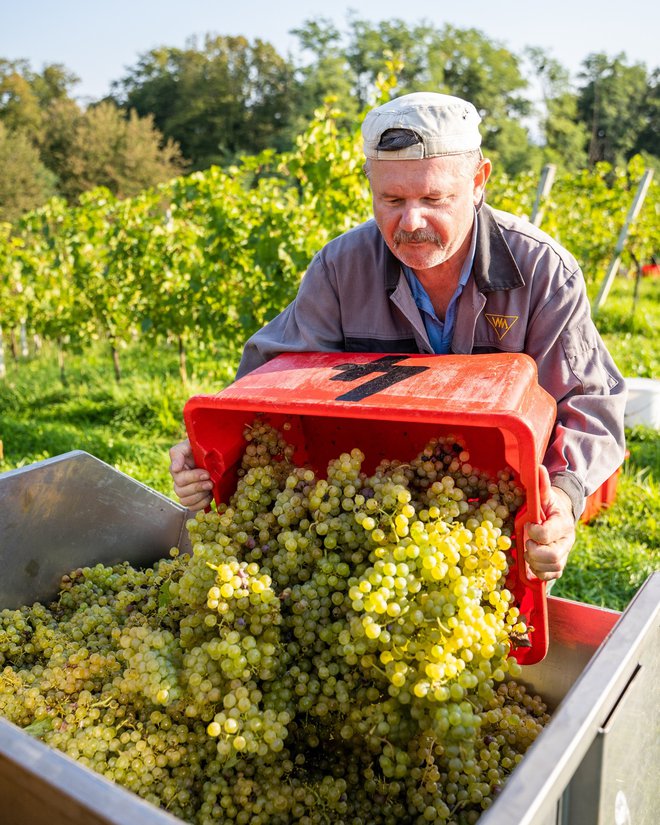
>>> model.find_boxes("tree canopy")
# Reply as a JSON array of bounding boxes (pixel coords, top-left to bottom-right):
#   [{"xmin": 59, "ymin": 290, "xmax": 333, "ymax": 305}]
[
  {"xmin": 0, "ymin": 60, "xmax": 186, "ymax": 222},
  {"xmin": 107, "ymin": 17, "xmax": 657, "ymax": 176},
  {"xmin": 112, "ymin": 35, "xmax": 295, "ymax": 169},
  {"xmin": 0, "ymin": 15, "xmax": 657, "ymax": 224}
]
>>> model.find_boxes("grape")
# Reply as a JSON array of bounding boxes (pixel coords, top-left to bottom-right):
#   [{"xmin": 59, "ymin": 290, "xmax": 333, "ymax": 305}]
[{"xmin": 0, "ymin": 417, "xmax": 549, "ymax": 824}]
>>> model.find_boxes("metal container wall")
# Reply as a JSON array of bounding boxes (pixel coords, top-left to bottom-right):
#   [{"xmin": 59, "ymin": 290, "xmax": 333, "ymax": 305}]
[
  {"xmin": 479, "ymin": 578, "xmax": 660, "ymax": 825},
  {"xmin": 0, "ymin": 453, "xmax": 658, "ymax": 825},
  {"xmin": 0, "ymin": 451, "xmax": 192, "ymax": 609}
]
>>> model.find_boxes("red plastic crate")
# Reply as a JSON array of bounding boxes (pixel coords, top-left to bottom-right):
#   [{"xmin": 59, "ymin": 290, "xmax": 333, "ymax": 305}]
[
  {"xmin": 581, "ymin": 464, "xmax": 624, "ymax": 524},
  {"xmin": 184, "ymin": 352, "xmax": 557, "ymax": 664}
]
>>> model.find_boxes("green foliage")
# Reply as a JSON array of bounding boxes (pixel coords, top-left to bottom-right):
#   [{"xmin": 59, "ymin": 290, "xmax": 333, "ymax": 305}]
[
  {"xmin": 2, "ymin": 91, "xmax": 657, "ymax": 385},
  {"xmin": 523, "ymin": 48, "xmax": 590, "ymax": 172},
  {"xmin": 633, "ymin": 68, "xmax": 660, "ymax": 158},
  {"xmin": 105, "ymin": 16, "xmax": 660, "ymax": 177},
  {"xmin": 61, "ymin": 102, "xmax": 186, "ymax": 201},
  {"xmin": 1, "ymin": 99, "xmax": 372, "ymax": 371},
  {"xmin": 3, "ymin": 19, "xmax": 660, "ymax": 223},
  {"xmin": 0, "ymin": 59, "xmax": 185, "ymax": 220},
  {"xmin": 578, "ymin": 53, "xmax": 650, "ymax": 166},
  {"xmin": 487, "ymin": 155, "xmax": 659, "ymax": 288},
  {"xmin": 289, "ymin": 18, "xmax": 360, "ymax": 133},
  {"xmin": 0, "ymin": 60, "xmax": 46, "ymax": 136},
  {"xmin": 286, "ymin": 17, "xmax": 539, "ymax": 174}
]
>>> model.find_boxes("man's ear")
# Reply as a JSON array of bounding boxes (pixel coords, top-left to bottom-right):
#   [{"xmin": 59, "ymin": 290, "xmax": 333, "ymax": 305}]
[{"xmin": 473, "ymin": 158, "xmax": 492, "ymax": 205}]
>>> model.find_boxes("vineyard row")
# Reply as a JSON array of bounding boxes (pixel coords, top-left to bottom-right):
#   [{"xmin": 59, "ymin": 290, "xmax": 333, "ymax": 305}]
[{"xmin": 1, "ymin": 103, "xmax": 657, "ymax": 381}]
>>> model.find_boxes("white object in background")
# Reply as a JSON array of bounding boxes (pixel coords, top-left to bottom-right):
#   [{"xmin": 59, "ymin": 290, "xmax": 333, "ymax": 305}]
[{"xmin": 624, "ymin": 377, "xmax": 660, "ymax": 429}]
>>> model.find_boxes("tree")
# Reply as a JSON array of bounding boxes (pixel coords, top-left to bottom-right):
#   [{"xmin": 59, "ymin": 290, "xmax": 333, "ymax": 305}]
[
  {"xmin": 525, "ymin": 47, "xmax": 589, "ymax": 171},
  {"xmin": 0, "ymin": 122, "xmax": 56, "ymax": 223},
  {"xmin": 112, "ymin": 35, "xmax": 296, "ymax": 168},
  {"xmin": 61, "ymin": 101, "xmax": 186, "ymax": 201},
  {"xmin": 289, "ymin": 18, "xmax": 360, "ymax": 133},
  {"xmin": 632, "ymin": 68, "xmax": 660, "ymax": 167},
  {"xmin": 344, "ymin": 16, "xmax": 438, "ymax": 107},
  {"xmin": 541, "ymin": 93, "xmax": 590, "ymax": 171},
  {"xmin": 0, "ymin": 59, "xmax": 79, "ymax": 147},
  {"xmin": 433, "ymin": 25, "xmax": 532, "ymax": 168},
  {"xmin": 0, "ymin": 60, "xmax": 44, "ymax": 139},
  {"xmin": 578, "ymin": 53, "xmax": 649, "ymax": 166},
  {"xmin": 292, "ymin": 16, "xmax": 536, "ymax": 174},
  {"xmin": 31, "ymin": 63, "xmax": 79, "ymax": 108},
  {"xmin": 38, "ymin": 96, "xmax": 83, "ymax": 190},
  {"xmin": 0, "ymin": 57, "xmax": 186, "ymax": 208}
]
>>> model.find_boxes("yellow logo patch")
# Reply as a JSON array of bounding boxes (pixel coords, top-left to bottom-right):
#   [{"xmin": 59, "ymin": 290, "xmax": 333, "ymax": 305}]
[{"xmin": 485, "ymin": 314, "xmax": 519, "ymax": 340}]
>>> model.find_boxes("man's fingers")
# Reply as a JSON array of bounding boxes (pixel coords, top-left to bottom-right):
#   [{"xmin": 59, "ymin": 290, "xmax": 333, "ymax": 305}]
[
  {"xmin": 526, "ymin": 499, "xmax": 574, "ymax": 545},
  {"xmin": 168, "ymin": 438, "xmax": 212, "ymax": 509},
  {"xmin": 537, "ymin": 463, "xmax": 552, "ymax": 516},
  {"xmin": 178, "ymin": 490, "xmax": 213, "ymax": 510},
  {"xmin": 173, "ymin": 474, "xmax": 213, "ymax": 509},
  {"xmin": 174, "ymin": 477, "xmax": 213, "ymax": 500},
  {"xmin": 172, "ymin": 468, "xmax": 211, "ymax": 488},
  {"xmin": 528, "ymin": 566, "xmax": 563, "ymax": 582},
  {"xmin": 525, "ymin": 536, "xmax": 571, "ymax": 580},
  {"xmin": 526, "ymin": 520, "xmax": 562, "ymax": 546}
]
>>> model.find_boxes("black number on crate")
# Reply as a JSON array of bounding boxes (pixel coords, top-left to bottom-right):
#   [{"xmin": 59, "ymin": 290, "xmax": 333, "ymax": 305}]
[{"xmin": 330, "ymin": 356, "xmax": 429, "ymax": 402}]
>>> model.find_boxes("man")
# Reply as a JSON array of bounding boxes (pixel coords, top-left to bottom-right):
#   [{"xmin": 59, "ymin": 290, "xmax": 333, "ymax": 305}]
[{"xmin": 170, "ymin": 92, "xmax": 626, "ymax": 582}]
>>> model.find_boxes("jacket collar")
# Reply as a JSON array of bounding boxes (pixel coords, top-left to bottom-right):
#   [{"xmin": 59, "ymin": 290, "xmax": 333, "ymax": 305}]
[
  {"xmin": 473, "ymin": 203, "xmax": 525, "ymax": 292},
  {"xmin": 383, "ymin": 202, "xmax": 525, "ymax": 294},
  {"xmin": 384, "ymin": 242, "xmax": 402, "ymax": 292}
]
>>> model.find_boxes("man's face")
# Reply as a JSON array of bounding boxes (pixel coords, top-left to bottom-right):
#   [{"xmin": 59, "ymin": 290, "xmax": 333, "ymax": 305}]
[{"xmin": 368, "ymin": 155, "xmax": 490, "ymax": 275}]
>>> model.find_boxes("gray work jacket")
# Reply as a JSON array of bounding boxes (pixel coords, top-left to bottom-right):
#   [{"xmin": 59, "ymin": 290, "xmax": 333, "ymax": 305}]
[{"xmin": 238, "ymin": 204, "xmax": 627, "ymax": 518}]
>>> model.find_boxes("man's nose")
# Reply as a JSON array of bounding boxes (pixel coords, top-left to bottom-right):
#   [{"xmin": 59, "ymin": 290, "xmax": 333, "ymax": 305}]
[{"xmin": 398, "ymin": 204, "xmax": 426, "ymax": 232}]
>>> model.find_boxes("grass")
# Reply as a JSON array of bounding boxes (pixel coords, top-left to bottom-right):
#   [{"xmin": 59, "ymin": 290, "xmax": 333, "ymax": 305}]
[
  {"xmin": 0, "ymin": 274, "xmax": 658, "ymax": 611},
  {"xmin": 0, "ymin": 341, "xmax": 237, "ymax": 495},
  {"xmin": 590, "ymin": 270, "xmax": 659, "ymax": 378}
]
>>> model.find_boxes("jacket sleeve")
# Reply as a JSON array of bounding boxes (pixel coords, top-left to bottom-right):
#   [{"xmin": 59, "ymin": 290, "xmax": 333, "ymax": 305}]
[
  {"xmin": 525, "ymin": 266, "xmax": 627, "ymax": 518},
  {"xmin": 236, "ymin": 251, "xmax": 344, "ymax": 379}
]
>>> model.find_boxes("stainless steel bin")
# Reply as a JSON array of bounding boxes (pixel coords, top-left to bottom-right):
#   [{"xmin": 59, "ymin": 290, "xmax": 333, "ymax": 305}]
[{"xmin": 1, "ymin": 452, "xmax": 658, "ymax": 825}]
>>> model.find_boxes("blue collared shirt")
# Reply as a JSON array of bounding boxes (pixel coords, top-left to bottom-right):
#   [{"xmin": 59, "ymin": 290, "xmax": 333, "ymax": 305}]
[{"xmin": 403, "ymin": 212, "xmax": 478, "ymax": 353}]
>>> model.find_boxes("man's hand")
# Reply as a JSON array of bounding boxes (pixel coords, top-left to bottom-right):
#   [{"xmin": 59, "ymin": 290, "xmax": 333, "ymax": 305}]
[
  {"xmin": 525, "ymin": 465, "xmax": 576, "ymax": 581},
  {"xmin": 169, "ymin": 439, "xmax": 213, "ymax": 510}
]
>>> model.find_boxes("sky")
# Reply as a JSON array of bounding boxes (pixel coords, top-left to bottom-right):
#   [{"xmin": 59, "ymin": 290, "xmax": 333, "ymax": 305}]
[{"xmin": 1, "ymin": 0, "xmax": 657, "ymax": 105}]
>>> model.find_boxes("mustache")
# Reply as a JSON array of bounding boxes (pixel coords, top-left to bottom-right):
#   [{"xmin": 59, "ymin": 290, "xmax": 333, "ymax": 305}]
[{"xmin": 392, "ymin": 228, "xmax": 443, "ymax": 246}]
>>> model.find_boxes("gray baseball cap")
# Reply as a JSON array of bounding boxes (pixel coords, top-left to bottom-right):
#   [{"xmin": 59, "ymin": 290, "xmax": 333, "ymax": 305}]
[{"xmin": 362, "ymin": 92, "xmax": 482, "ymax": 159}]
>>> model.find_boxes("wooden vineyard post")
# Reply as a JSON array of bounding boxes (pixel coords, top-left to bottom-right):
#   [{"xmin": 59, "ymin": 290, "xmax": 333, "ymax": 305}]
[
  {"xmin": 529, "ymin": 164, "xmax": 556, "ymax": 227},
  {"xmin": 593, "ymin": 169, "xmax": 654, "ymax": 316}
]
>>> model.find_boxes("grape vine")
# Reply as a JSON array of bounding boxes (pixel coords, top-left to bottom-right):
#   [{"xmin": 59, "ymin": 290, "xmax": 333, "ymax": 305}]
[{"xmin": 0, "ymin": 99, "xmax": 657, "ymax": 381}]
